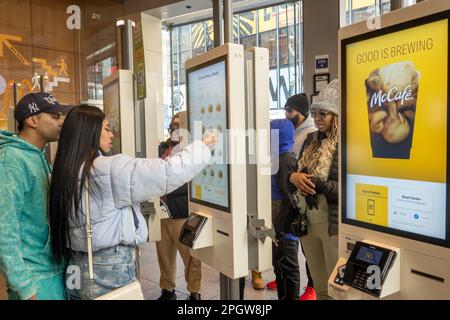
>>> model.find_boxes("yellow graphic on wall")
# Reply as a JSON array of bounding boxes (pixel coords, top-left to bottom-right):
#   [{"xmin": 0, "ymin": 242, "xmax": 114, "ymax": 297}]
[
  {"xmin": 0, "ymin": 32, "xmax": 72, "ymax": 130},
  {"xmin": 0, "ymin": 33, "xmax": 30, "ymax": 65},
  {"xmin": 57, "ymin": 58, "xmax": 69, "ymax": 77},
  {"xmin": 346, "ymin": 19, "xmax": 448, "ymax": 183},
  {"xmin": 355, "ymin": 183, "xmax": 388, "ymax": 226}
]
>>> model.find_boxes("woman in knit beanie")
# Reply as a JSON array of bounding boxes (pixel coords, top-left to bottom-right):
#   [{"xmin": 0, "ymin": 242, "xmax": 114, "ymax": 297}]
[{"xmin": 289, "ymin": 79, "xmax": 340, "ymax": 299}]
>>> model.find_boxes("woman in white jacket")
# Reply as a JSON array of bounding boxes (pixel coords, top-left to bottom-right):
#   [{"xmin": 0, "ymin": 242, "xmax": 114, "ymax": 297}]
[{"xmin": 49, "ymin": 105, "xmax": 216, "ymax": 299}]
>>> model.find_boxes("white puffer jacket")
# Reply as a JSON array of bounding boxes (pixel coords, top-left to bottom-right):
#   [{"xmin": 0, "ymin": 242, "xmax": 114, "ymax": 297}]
[{"xmin": 68, "ymin": 140, "xmax": 211, "ymax": 252}]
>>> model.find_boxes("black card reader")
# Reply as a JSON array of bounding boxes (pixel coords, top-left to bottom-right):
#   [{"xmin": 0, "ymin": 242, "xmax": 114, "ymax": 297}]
[
  {"xmin": 343, "ymin": 241, "xmax": 397, "ymax": 297},
  {"xmin": 179, "ymin": 213, "xmax": 208, "ymax": 248}
]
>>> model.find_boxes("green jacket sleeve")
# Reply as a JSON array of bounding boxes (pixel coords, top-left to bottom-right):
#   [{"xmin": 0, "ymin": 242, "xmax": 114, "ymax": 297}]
[{"xmin": 0, "ymin": 165, "xmax": 37, "ymax": 299}]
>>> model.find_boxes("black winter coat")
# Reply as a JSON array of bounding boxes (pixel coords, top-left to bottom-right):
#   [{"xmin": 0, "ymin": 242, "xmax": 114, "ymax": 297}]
[
  {"xmin": 159, "ymin": 141, "xmax": 189, "ymax": 219},
  {"xmin": 298, "ymin": 133, "xmax": 339, "ymax": 236}
]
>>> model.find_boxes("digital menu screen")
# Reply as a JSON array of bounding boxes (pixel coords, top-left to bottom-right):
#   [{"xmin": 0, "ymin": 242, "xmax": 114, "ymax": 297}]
[
  {"xmin": 187, "ymin": 58, "xmax": 230, "ymax": 211},
  {"xmin": 342, "ymin": 14, "xmax": 449, "ymax": 246}
]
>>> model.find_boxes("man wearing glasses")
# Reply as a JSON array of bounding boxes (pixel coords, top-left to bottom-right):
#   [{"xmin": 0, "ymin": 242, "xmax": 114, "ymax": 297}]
[{"xmin": 284, "ymin": 93, "xmax": 317, "ymax": 159}]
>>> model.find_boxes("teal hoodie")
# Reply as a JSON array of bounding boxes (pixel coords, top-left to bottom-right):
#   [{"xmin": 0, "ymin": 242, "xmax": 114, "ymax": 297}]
[{"xmin": 0, "ymin": 130, "xmax": 63, "ymax": 299}]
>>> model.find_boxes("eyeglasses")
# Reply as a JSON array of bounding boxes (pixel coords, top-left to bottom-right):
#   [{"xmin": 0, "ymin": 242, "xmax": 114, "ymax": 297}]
[{"xmin": 311, "ymin": 110, "xmax": 331, "ymax": 119}]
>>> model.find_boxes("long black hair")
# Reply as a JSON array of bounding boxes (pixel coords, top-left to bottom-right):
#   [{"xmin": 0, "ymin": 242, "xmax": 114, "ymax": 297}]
[{"xmin": 49, "ymin": 104, "xmax": 105, "ymax": 263}]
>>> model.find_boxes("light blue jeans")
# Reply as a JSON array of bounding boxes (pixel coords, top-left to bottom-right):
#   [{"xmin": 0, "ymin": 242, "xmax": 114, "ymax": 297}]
[{"xmin": 66, "ymin": 244, "xmax": 137, "ymax": 300}]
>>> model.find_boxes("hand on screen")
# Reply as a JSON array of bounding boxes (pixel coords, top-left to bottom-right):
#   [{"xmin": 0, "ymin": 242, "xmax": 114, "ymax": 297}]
[{"xmin": 202, "ymin": 130, "xmax": 218, "ymax": 150}]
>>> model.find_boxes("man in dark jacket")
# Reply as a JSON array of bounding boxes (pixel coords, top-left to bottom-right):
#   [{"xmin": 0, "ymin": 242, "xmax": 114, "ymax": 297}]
[
  {"xmin": 270, "ymin": 119, "xmax": 302, "ymax": 300},
  {"xmin": 156, "ymin": 113, "xmax": 202, "ymax": 300}
]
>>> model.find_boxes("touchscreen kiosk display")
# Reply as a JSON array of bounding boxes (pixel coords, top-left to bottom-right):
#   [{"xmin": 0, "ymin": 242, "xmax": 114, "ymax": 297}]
[
  {"xmin": 188, "ymin": 59, "xmax": 230, "ymax": 211},
  {"xmin": 342, "ymin": 14, "xmax": 449, "ymax": 246}
]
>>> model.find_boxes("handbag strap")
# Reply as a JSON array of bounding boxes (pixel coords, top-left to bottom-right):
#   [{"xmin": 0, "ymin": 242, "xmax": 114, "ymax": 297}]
[
  {"xmin": 84, "ymin": 180, "xmax": 140, "ymax": 282},
  {"xmin": 84, "ymin": 181, "xmax": 95, "ymax": 280}
]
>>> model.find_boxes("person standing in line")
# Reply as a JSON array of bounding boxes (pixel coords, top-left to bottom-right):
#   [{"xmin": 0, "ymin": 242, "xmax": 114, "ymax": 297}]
[
  {"xmin": 0, "ymin": 93, "xmax": 71, "ymax": 300},
  {"xmin": 290, "ymin": 80, "xmax": 340, "ymax": 299},
  {"xmin": 156, "ymin": 113, "xmax": 202, "ymax": 300}
]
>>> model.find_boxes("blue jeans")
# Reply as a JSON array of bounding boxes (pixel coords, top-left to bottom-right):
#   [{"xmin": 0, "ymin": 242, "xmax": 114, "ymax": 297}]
[{"xmin": 66, "ymin": 244, "xmax": 137, "ymax": 300}]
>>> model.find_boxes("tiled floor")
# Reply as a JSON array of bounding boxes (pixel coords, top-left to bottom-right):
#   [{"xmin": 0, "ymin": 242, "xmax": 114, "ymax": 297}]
[{"xmin": 138, "ymin": 241, "xmax": 308, "ymax": 300}]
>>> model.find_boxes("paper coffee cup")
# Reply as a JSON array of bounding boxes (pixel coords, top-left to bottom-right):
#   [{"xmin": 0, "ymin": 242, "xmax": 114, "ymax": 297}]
[{"xmin": 365, "ymin": 61, "xmax": 419, "ymax": 159}]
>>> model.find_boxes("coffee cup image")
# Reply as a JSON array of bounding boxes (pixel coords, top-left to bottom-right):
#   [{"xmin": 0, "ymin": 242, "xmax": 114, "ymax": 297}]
[
  {"xmin": 365, "ymin": 61, "xmax": 420, "ymax": 159},
  {"xmin": 216, "ymin": 103, "xmax": 222, "ymax": 112},
  {"xmin": 201, "ymin": 107, "xmax": 205, "ymax": 114},
  {"xmin": 208, "ymin": 104, "xmax": 213, "ymax": 113}
]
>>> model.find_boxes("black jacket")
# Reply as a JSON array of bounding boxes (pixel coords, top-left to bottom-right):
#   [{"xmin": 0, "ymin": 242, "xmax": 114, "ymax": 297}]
[
  {"xmin": 273, "ymin": 151, "xmax": 299, "ymax": 236},
  {"xmin": 299, "ymin": 132, "xmax": 339, "ymax": 236},
  {"xmin": 159, "ymin": 141, "xmax": 189, "ymax": 219}
]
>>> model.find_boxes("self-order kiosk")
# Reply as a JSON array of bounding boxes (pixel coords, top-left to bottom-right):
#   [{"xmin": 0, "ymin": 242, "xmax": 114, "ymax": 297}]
[
  {"xmin": 329, "ymin": 0, "xmax": 450, "ymax": 300},
  {"xmin": 180, "ymin": 43, "xmax": 273, "ymax": 282}
]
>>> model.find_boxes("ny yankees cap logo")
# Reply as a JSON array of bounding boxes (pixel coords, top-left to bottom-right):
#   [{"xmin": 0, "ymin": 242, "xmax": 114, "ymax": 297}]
[
  {"xmin": 43, "ymin": 95, "xmax": 58, "ymax": 105},
  {"xmin": 28, "ymin": 102, "xmax": 40, "ymax": 113}
]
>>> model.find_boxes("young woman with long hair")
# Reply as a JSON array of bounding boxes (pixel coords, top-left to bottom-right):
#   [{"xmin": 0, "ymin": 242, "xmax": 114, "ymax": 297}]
[
  {"xmin": 289, "ymin": 79, "xmax": 340, "ymax": 299},
  {"xmin": 49, "ymin": 104, "xmax": 215, "ymax": 299}
]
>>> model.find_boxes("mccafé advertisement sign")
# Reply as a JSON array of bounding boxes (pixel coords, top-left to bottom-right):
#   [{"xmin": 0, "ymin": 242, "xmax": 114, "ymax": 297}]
[
  {"xmin": 342, "ymin": 15, "xmax": 450, "ymax": 244},
  {"xmin": 345, "ymin": 18, "xmax": 448, "ymax": 183}
]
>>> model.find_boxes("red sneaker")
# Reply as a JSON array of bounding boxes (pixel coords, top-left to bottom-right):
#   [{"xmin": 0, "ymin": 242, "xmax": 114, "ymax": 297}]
[
  {"xmin": 266, "ymin": 280, "xmax": 277, "ymax": 291},
  {"xmin": 299, "ymin": 286, "xmax": 317, "ymax": 300}
]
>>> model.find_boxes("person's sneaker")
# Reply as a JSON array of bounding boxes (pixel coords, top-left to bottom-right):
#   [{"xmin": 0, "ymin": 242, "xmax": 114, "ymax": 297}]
[
  {"xmin": 299, "ymin": 286, "xmax": 317, "ymax": 300},
  {"xmin": 266, "ymin": 280, "xmax": 277, "ymax": 291},
  {"xmin": 157, "ymin": 289, "xmax": 177, "ymax": 300},
  {"xmin": 251, "ymin": 270, "xmax": 265, "ymax": 290},
  {"xmin": 187, "ymin": 293, "xmax": 201, "ymax": 300}
]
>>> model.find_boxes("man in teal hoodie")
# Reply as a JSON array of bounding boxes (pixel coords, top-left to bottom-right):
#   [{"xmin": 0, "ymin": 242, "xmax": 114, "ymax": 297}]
[{"xmin": 0, "ymin": 92, "xmax": 71, "ymax": 300}]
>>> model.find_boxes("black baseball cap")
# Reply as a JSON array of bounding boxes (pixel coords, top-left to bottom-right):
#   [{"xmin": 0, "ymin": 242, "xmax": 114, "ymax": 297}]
[{"xmin": 14, "ymin": 92, "xmax": 73, "ymax": 122}]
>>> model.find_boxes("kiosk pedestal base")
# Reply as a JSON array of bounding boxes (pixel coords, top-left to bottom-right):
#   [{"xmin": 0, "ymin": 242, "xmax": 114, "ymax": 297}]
[{"xmin": 220, "ymin": 273, "xmax": 241, "ymax": 300}]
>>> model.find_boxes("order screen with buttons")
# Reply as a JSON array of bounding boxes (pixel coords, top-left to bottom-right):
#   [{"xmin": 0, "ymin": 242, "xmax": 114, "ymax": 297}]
[{"xmin": 187, "ymin": 58, "xmax": 230, "ymax": 212}]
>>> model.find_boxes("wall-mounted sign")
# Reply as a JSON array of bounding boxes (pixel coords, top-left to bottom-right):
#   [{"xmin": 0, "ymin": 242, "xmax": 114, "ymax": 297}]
[
  {"xmin": 134, "ymin": 22, "xmax": 146, "ymax": 100},
  {"xmin": 315, "ymin": 54, "xmax": 329, "ymax": 73},
  {"xmin": 313, "ymin": 73, "xmax": 330, "ymax": 94}
]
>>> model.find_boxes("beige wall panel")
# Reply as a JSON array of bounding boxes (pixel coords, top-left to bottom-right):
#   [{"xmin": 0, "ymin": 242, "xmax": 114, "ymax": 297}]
[{"xmin": 0, "ymin": 0, "xmax": 32, "ymax": 46}]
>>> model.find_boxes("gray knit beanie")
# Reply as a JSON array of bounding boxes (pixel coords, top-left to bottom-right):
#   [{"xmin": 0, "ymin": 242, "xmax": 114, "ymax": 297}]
[{"xmin": 311, "ymin": 79, "xmax": 339, "ymax": 115}]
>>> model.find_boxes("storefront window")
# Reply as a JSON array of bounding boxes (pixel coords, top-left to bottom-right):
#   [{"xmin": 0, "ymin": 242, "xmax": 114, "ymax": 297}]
[
  {"xmin": 165, "ymin": 1, "xmax": 303, "ymax": 120},
  {"xmin": 341, "ymin": 0, "xmax": 417, "ymax": 27}
]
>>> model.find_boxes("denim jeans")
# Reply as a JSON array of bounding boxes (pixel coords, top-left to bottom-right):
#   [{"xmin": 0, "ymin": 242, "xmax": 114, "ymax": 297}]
[{"xmin": 66, "ymin": 244, "xmax": 137, "ymax": 300}]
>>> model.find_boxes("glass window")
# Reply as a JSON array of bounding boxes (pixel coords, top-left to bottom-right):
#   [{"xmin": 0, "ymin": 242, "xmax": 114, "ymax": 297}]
[
  {"xmin": 192, "ymin": 22, "xmax": 206, "ymax": 57},
  {"xmin": 341, "ymin": 1, "xmax": 417, "ymax": 27},
  {"xmin": 240, "ymin": 10, "xmax": 257, "ymax": 49},
  {"xmin": 164, "ymin": 1, "xmax": 303, "ymax": 120}
]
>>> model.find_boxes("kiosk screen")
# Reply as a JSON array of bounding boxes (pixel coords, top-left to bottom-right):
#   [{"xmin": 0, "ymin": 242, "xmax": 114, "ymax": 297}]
[
  {"xmin": 187, "ymin": 58, "xmax": 230, "ymax": 212},
  {"xmin": 103, "ymin": 78, "xmax": 121, "ymax": 155},
  {"xmin": 342, "ymin": 13, "xmax": 450, "ymax": 246}
]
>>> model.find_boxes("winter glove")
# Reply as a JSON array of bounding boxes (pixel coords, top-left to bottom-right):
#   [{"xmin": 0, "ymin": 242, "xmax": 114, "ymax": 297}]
[
  {"xmin": 310, "ymin": 177, "xmax": 326, "ymax": 194},
  {"xmin": 305, "ymin": 194, "xmax": 319, "ymax": 210}
]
